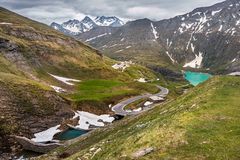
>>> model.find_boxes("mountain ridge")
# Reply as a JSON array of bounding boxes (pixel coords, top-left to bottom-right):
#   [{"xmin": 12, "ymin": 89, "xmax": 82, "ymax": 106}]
[
  {"xmin": 51, "ymin": 16, "xmax": 125, "ymax": 35},
  {"xmin": 75, "ymin": 0, "xmax": 240, "ymax": 74}
]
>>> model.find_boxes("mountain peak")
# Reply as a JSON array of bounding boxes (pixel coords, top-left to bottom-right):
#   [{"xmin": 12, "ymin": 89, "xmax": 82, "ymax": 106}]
[
  {"xmin": 51, "ymin": 16, "xmax": 125, "ymax": 35},
  {"xmin": 63, "ymin": 19, "xmax": 80, "ymax": 24},
  {"xmin": 94, "ymin": 16, "xmax": 124, "ymax": 27},
  {"xmin": 82, "ymin": 16, "xmax": 93, "ymax": 22}
]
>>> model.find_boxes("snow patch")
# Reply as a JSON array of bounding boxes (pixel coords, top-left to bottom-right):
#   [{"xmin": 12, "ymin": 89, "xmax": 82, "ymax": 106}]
[
  {"xmin": 137, "ymin": 78, "xmax": 147, "ymax": 83},
  {"xmin": 228, "ymin": 72, "xmax": 240, "ymax": 76},
  {"xmin": 144, "ymin": 101, "xmax": 153, "ymax": 106},
  {"xmin": 167, "ymin": 39, "xmax": 172, "ymax": 48},
  {"xmin": 150, "ymin": 23, "xmax": 159, "ymax": 40},
  {"xmin": 166, "ymin": 51, "xmax": 175, "ymax": 63},
  {"xmin": 183, "ymin": 52, "xmax": 203, "ymax": 68},
  {"xmin": 50, "ymin": 86, "xmax": 66, "ymax": 93},
  {"xmin": 112, "ymin": 61, "xmax": 133, "ymax": 71},
  {"xmin": 149, "ymin": 96, "xmax": 164, "ymax": 101},
  {"xmin": 86, "ymin": 33, "xmax": 108, "ymax": 42},
  {"xmin": 133, "ymin": 108, "xmax": 142, "ymax": 112},
  {"xmin": 236, "ymin": 20, "xmax": 240, "ymax": 25},
  {"xmin": 0, "ymin": 22, "xmax": 12, "ymax": 25},
  {"xmin": 63, "ymin": 24, "xmax": 80, "ymax": 33},
  {"xmin": 218, "ymin": 25, "xmax": 223, "ymax": 32},
  {"xmin": 74, "ymin": 111, "xmax": 114, "ymax": 130},
  {"xmin": 232, "ymin": 58, "xmax": 237, "ymax": 63},
  {"xmin": 31, "ymin": 125, "xmax": 61, "ymax": 143},
  {"xmin": 191, "ymin": 43, "xmax": 195, "ymax": 53},
  {"xmin": 192, "ymin": 12, "xmax": 201, "ymax": 16},
  {"xmin": 49, "ymin": 74, "xmax": 80, "ymax": 85},
  {"xmin": 115, "ymin": 49, "xmax": 123, "ymax": 53},
  {"xmin": 212, "ymin": 9, "xmax": 222, "ymax": 16}
]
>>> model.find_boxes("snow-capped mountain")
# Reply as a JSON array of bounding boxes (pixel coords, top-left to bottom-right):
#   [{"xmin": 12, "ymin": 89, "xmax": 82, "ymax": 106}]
[
  {"xmin": 76, "ymin": 0, "xmax": 240, "ymax": 73},
  {"xmin": 81, "ymin": 16, "xmax": 97, "ymax": 30},
  {"xmin": 50, "ymin": 16, "xmax": 125, "ymax": 35},
  {"xmin": 95, "ymin": 16, "xmax": 124, "ymax": 27}
]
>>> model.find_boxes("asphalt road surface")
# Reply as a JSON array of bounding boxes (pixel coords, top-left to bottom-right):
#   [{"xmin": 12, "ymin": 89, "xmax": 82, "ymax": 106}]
[{"xmin": 112, "ymin": 85, "xmax": 169, "ymax": 116}]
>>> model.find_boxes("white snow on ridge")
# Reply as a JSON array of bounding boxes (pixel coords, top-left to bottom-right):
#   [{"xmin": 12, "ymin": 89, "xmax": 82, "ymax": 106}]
[
  {"xmin": 85, "ymin": 33, "xmax": 108, "ymax": 42},
  {"xmin": 191, "ymin": 43, "xmax": 195, "ymax": 53},
  {"xmin": 167, "ymin": 39, "xmax": 173, "ymax": 47},
  {"xmin": 166, "ymin": 51, "xmax": 175, "ymax": 63},
  {"xmin": 179, "ymin": 27, "xmax": 184, "ymax": 33},
  {"xmin": 151, "ymin": 23, "xmax": 159, "ymax": 40},
  {"xmin": 63, "ymin": 25, "xmax": 80, "ymax": 33},
  {"xmin": 74, "ymin": 111, "xmax": 114, "ymax": 130},
  {"xmin": 183, "ymin": 52, "xmax": 203, "ymax": 68},
  {"xmin": 115, "ymin": 49, "xmax": 123, "ymax": 53},
  {"xmin": 192, "ymin": 12, "xmax": 202, "ymax": 16},
  {"xmin": 236, "ymin": 20, "xmax": 240, "ymax": 25},
  {"xmin": 178, "ymin": 22, "xmax": 194, "ymax": 34},
  {"xmin": 31, "ymin": 125, "xmax": 61, "ymax": 143},
  {"xmin": 212, "ymin": 9, "xmax": 222, "ymax": 16},
  {"xmin": 218, "ymin": 25, "xmax": 223, "ymax": 32},
  {"xmin": 49, "ymin": 74, "xmax": 80, "ymax": 85},
  {"xmin": 196, "ymin": 13, "xmax": 208, "ymax": 33},
  {"xmin": 232, "ymin": 58, "xmax": 237, "ymax": 63}
]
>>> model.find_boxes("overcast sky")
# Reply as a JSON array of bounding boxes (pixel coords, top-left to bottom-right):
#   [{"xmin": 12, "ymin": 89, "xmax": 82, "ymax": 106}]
[{"xmin": 0, "ymin": 0, "xmax": 224, "ymax": 24}]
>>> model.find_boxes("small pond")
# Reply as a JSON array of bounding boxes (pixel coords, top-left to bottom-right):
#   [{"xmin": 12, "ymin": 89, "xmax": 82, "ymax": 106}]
[
  {"xmin": 184, "ymin": 71, "xmax": 212, "ymax": 86},
  {"xmin": 56, "ymin": 129, "xmax": 89, "ymax": 141}
]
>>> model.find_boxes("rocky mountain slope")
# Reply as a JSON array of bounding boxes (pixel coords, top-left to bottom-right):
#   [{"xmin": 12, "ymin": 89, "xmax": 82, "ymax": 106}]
[
  {"xmin": 76, "ymin": 0, "xmax": 240, "ymax": 73},
  {"xmin": 51, "ymin": 16, "xmax": 124, "ymax": 35},
  {"xmin": 0, "ymin": 7, "xmax": 157, "ymax": 157},
  {"xmin": 37, "ymin": 76, "xmax": 240, "ymax": 160}
]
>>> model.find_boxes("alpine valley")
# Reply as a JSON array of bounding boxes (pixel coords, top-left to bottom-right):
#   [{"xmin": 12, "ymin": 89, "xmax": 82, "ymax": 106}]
[
  {"xmin": 62, "ymin": 0, "xmax": 240, "ymax": 74},
  {"xmin": 0, "ymin": 0, "xmax": 240, "ymax": 160}
]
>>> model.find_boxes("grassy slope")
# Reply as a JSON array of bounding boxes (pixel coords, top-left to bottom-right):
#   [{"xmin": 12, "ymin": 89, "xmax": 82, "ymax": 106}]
[
  {"xmin": 0, "ymin": 72, "xmax": 73, "ymax": 150},
  {"xmin": 0, "ymin": 7, "xmax": 166, "ymax": 154},
  {"xmin": 0, "ymin": 7, "xmax": 160, "ymax": 113},
  {"xmin": 0, "ymin": 7, "xmax": 156, "ymax": 82},
  {"xmin": 39, "ymin": 76, "xmax": 240, "ymax": 160}
]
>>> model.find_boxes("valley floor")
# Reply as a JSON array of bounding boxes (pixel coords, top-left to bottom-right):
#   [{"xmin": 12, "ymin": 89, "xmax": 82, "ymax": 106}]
[{"xmin": 37, "ymin": 76, "xmax": 240, "ymax": 160}]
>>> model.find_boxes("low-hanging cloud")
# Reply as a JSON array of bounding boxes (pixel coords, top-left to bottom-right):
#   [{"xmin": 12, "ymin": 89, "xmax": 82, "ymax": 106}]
[{"xmin": 0, "ymin": 0, "xmax": 224, "ymax": 24}]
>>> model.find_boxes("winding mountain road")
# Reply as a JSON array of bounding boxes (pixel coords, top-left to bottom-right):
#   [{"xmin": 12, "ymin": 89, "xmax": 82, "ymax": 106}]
[{"xmin": 112, "ymin": 85, "xmax": 169, "ymax": 116}]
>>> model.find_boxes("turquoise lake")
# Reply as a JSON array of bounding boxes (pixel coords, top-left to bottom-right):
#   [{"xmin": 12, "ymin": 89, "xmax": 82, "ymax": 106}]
[
  {"xmin": 184, "ymin": 71, "xmax": 212, "ymax": 86},
  {"xmin": 57, "ymin": 129, "xmax": 89, "ymax": 141}
]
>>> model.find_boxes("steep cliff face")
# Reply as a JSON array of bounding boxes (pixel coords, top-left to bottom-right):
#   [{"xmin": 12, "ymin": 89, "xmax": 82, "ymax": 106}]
[{"xmin": 76, "ymin": 0, "xmax": 240, "ymax": 73}]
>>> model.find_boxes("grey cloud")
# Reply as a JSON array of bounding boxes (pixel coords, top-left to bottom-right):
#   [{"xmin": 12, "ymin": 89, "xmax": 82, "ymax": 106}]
[{"xmin": 0, "ymin": 0, "xmax": 225, "ymax": 24}]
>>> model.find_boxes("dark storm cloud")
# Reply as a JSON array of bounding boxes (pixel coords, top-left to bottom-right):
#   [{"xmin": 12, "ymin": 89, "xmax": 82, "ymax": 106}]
[{"xmin": 0, "ymin": 0, "xmax": 224, "ymax": 24}]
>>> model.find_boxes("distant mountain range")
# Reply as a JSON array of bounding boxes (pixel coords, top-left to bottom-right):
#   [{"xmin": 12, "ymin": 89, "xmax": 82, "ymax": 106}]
[
  {"xmin": 51, "ymin": 16, "xmax": 125, "ymax": 35},
  {"xmin": 71, "ymin": 0, "xmax": 239, "ymax": 74}
]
